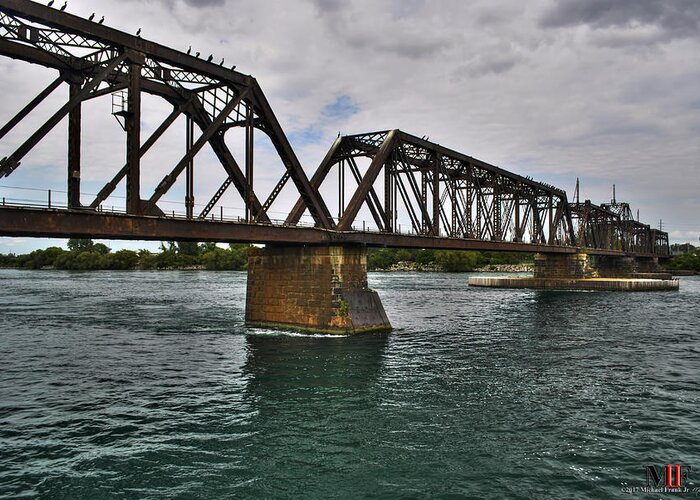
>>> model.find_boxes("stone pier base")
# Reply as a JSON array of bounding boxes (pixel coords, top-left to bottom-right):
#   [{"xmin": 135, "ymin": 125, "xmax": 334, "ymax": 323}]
[
  {"xmin": 468, "ymin": 276, "xmax": 678, "ymax": 291},
  {"xmin": 245, "ymin": 245, "xmax": 391, "ymax": 334},
  {"xmin": 469, "ymin": 252, "xmax": 678, "ymax": 291},
  {"xmin": 534, "ymin": 253, "xmax": 660, "ymax": 279}
]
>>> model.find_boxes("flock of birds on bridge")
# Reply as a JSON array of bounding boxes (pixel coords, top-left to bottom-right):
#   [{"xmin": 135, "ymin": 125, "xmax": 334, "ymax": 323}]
[{"xmin": 44, "ymin": 1, "xmax": 236, "ymax": 71}]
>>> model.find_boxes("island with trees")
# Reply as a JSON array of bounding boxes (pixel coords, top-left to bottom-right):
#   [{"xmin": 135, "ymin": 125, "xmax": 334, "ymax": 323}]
[{"xmin": 0, "ymin": 240, "xmax": 697, "ymax": 273}]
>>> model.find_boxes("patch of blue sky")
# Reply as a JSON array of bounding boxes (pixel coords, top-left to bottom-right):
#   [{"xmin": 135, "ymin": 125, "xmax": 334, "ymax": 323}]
[
  {"xmin": 321, "ymin": 95, "xmax": 359, "ymax": 120},
  {"xmin": 288, "ymin": 125, "xmax": 324, "ymax": 150},
  {"xmin": 288, "ymin": 95, "xmax": 359, "ymax": 150}
]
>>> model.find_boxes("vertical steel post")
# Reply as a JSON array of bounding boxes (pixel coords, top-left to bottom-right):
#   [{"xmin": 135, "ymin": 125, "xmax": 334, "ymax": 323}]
[
  {"xmin": 548, "ymin": 194, "xmax": 554, "ymax": 244},
  {"xmin": 245, "ymin": 100, "xmax": 254, "ymax": 223},
  {"xmin": 514, "ymin": 185, "xmax": 521, "ymax": 242},
  {"xmin": 476, "ymin": 187, "xmax": 482, "ymax": 239},
  {"xmin": 384, "ymin": 158, "xmax": 392, "ymax": 232},
  {"xmin": 126, "ymin": 60, "xmax": 142, "ymax": 214},
  {"xmin": 421, "ymin": 168, "xmax": 428, "ymax": 234},
  {"xmin": 67, "ymin": 81, "xmax": 81, "ymax": 208},
  {"xmin": 432, "ymin": 152, "xmax": 440, "ymax": 236},
  {"xmin": 493, "ymin": 174, "xmax": 500, "ymax": 240},
  {"xmin": 338, "ymin": 159, "xmax": 344, "ymax": 220},
  {"xmin": 450, "ymin": 180, "xmax": 457, "ymax": 237},
  {"xmin": 393, "ymin": 168, "xmax": 397, "ymax": 231},
  {"xmin": 466, "ymin": 166, "xmax": 472, "ymax": 238},
  {"xmin": 185, "ymin": 116, "xmax": 194, "ymax": 219}
]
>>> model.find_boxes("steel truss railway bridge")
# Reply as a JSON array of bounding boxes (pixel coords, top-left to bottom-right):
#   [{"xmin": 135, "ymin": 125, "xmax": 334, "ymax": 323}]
[{"xmin": 0, "ymin": 0, "xmax": 671, "ymax": 333}]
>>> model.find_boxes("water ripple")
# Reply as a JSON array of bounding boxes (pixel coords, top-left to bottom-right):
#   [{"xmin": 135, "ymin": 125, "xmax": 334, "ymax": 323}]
[{"xmin": 1, "ymin": 270, "xmax": 699, "ymax": 498}]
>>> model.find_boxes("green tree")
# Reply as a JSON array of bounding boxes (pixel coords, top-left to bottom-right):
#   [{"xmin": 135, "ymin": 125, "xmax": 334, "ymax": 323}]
[
  {"xmin": 395, "ymin": 249, "xmax": 415, "ymax": 262},
  {"xmin": 155, "ymin": 247, "xmax": 179, "ymax": 269},
  {"xmin": 54, "ymin": 252, "xmax": 76, "ymax": 269},
  {"xmin": 138, "ymin": 249, "xmax": 157, "ymax": 269},
  {"xmin": 176, "ymin": 241, "xmax": 200, "ymax": 256},
  {"xmin": 199, "ymin": 242, "xmax": 217, "ymax": 253},
  {"xmin": 668, "ymin": 251, "xmax": 700, "ymax": 271},
  {"xmin": 67, "ymin": 238, "xmax": 94, "ymax": 253},
  {"xmin": 92, "ymin": 243, "xmax": 111, "ymax": 255},
  {"xmin": 415, "ymin": 249, "xmax": 436, "ymax": 265},
  {"xmin": 201, "ymin": 247, "xmax": 233, "ymax": 270},
  {"xmin": 0, "ymin": 253, "xmax": 17, "ymax": 267},
  {"xmin": 98, "ymin": 249, "xmax": 139, "ymax": 270},
  {"xmin": 435, "ymin": 250, "xmax": 478, "ymax": 272},
  {"xmin": 367, "ymin": 248, "xmax": 398, "ymax": 270},
  {"xmin": 228, "ymin": 244, "xmax": 249, "ymax": 269},
  {"xmin": 72, "ymin": 251, "xmax": 102, "ymax": 270}
]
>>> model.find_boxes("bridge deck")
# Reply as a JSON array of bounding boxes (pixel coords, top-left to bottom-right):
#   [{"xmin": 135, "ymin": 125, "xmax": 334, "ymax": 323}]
[{"xmin": 0, "ymin": 206, "xmax": 644, "ymax": 256}]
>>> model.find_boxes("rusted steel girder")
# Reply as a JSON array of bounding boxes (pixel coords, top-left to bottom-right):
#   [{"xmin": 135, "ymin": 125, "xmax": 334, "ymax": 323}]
[{"xmin": 0, "ymin": 206, "xmax": 598, "ymax": 254}]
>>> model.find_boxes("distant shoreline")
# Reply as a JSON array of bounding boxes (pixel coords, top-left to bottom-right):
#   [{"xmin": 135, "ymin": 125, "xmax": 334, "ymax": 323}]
[{"xmin": 370, "ymin": 262, "xmax": 534, "ymax": 273}]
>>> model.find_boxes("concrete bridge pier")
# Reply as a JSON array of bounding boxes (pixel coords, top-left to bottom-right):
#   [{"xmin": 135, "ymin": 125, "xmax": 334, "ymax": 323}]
[
  {"xmin": 534, "ymin": 253, "xmax": 635, "ymax": 279},
  {"xmin": 633, "ymin": 256, "xmax": 660, "ymax": 273},
  {"xmin": 245, "ymin": 245, "xmax": 391, "ymax": 334},
  {"xmin": 469, "ymin": 252, "xmax": 677, "ymax": 290},
  {"xmin": 533, "ymin": 253, "xmax": 661, "ymax": 279}
]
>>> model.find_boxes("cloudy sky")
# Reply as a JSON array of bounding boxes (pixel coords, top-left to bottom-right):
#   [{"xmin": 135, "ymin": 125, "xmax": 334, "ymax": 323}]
[{"xmin": 0, "ymin": 0, "xmax": 698, "ymax": 252}]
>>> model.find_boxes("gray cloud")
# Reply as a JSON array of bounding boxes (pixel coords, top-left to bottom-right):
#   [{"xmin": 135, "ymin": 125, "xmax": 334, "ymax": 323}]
[
  {"xmin": 541, "ymin": 0, "xmax": 700, "ymax": 42},
  {"xmin": 183, "ymin": 0, "xmax": 225, "ymax": 6},
  {"xmin": 0, "ymin": 0, "xmax": 698, "ymax": 251},
  {"xmin": 310, "ymin": 0, "xmax": 344, "ymax": 14},
  {"xmin": 452, "ymin": 43, "xmax": 524, "ymax": 79}
]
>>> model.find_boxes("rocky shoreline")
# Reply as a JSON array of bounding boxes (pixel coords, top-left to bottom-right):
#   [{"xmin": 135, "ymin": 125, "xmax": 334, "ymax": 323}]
[
  {"xmin": 474, "ymin": 263, "xmax": 534, "ymax": 273},
  {"xmin": 372, "ymin": 262, "xmax": 534, "ymax": 273}
]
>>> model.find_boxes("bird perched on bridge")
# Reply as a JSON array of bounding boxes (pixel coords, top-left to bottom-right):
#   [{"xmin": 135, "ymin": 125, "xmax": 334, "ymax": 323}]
[
  {"xmin": 219, "ymin": 57, "xmax": 224, "ymax": 66},
  {"xmin": 207, "ymin": 54, "xmax": 213, "ymax": 63},
  {"xmin": 195, "ymin": 51, "xmax": 200, "ymax": 58},
  {"xmin": 60, "ymin": 1, "xmax": 67, "ymax": 11},
  {"xmin": 88, "ymin": 12, "xmax": 95, "ymax": 21},
  {"xmin": 47, "ymin": 0, "xmax": 54, "ymax": 6},
  {"xmin": 98, "ymin": 16, "xmax": 104, "ymax": 24},
  {"xmin": 230, "ymin": 65, "xmax": 236, "ymax": 70},
  {"xmin": 187, "ymin": 46, "xmax": 191, "ymax": 55},
  {"xmin": 136, "ymin": 28, "xmax": 142, "ymax": 37}
]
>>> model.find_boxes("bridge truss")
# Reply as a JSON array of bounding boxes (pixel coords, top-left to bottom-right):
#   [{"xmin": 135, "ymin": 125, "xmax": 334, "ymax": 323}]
[
  {"xmin": 288, "ymin": 130, "xmax": 575, "ymax": 247},
  {"xmin": 0, "ymin": 0, "xmax": 670, "ymax": 258}
]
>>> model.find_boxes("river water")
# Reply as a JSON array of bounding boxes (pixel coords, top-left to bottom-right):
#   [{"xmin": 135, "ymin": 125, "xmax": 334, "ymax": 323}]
[{"xmin": 1, "ymin": 269, "xmax": 698, "ymax": 498}]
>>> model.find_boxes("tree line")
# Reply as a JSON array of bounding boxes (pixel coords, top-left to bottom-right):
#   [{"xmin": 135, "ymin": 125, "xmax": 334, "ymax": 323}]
[
  {"xmin": 2, "ymin": 240, "xmax": 694, "ymax": 272},
  {"xmin": 0, "ymin": 239, "xmax": 533, "ymax": 272},
  {"xmin": 668, "ymin": 243, "xmax": 700, "ymax": 271},
  {"xmin": 367, "ymin": 248, "xmax": 533, "ymax": 272},
  {"xmin": 0, "ymin": 239, "xmax": 250, "ymax": 271}
]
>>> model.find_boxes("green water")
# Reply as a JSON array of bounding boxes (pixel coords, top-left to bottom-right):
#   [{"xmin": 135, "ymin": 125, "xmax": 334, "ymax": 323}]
[{"xmin": 1, "ymin": 270, "xmax": 698, "ymax": 498}]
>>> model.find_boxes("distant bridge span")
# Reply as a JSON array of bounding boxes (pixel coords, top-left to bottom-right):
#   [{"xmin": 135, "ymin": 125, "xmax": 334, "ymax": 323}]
[{"xmin": 0, "ymin": 0, "xmax": 669, "ymax": 259}]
